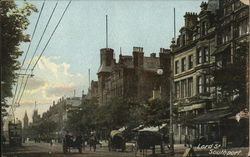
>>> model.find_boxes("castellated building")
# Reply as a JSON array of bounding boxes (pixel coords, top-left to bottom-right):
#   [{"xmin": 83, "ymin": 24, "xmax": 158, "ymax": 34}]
[{"xmin": 95, "ymin": 47, "xmax": 171, "ymax": 105}]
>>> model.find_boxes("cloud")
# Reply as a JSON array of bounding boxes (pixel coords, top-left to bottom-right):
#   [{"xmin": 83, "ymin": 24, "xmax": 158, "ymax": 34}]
[
  {"xmin": 26, "ymin": 77, "xmax": 46, "ymax": 91},
  {"xmin": 45, "ymin": 83, "xmax": 76, "ymax": 97},
  {"xmin": 18, "ymin": 56, "xmax": 88, "ymax": 110}
]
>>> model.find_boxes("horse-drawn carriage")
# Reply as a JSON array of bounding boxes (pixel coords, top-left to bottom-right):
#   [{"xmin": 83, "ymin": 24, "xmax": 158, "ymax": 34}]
[
  {"xmin": 62, "ymin": 135, "xmax": 83, "ymax": 154},
  {"xmin": 135, "ymin": 124, "xmax": 169, "ymax": 155},
  {"xmin": 109, "ymin": 130, "xmax": 126, "ymax": 151}
]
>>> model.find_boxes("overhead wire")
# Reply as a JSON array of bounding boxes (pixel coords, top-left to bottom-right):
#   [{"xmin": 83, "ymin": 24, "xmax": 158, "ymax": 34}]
[
  {"xmin": 17, "ymin": 0, "xmax": 72, "ymax": 105},
  {"xmin": 15, "ymin": 0, "xmax": 59, "ymax": 105},
  {"xmin": 9, "ymin": 0, "xmax": 46, "ymax": 118},
  {"xmin": 31, "ymin": 0, "xmax": 72, "ymax": 71}
]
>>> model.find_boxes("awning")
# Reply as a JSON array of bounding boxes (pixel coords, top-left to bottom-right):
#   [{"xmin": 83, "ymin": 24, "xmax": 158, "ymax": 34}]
[
  {"xmin": 110, "ymin": 130, "xmax": 122, "ymax": 138},
  {"xmin": 189, "ymin": 110, "xmax": 233, "ymax": 124},
  {"xmin": 211, "ymin": 44, "xmax": 230, "ymax": 56},
  {"xmin": 138, "ymin": 124, "xmax": 167, "ymax": 132}
]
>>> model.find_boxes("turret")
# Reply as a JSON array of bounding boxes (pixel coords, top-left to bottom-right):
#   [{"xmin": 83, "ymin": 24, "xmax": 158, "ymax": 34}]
[
  {"xmin": 98, "ymin": 48, "xmax": 114, "ymax": 74},
  {"xmin": 97, "ymin": 48, "xmax": 114, "ymax": 105},
  {"xmin": 133, "ymin": 47, "xmax": 144, "ymax": 68}
]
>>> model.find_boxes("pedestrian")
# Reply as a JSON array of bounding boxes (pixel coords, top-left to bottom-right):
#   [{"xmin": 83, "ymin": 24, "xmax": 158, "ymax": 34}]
[{"xmin": 50, "ymin": 139, "xmax": 53, "ymax": 146}]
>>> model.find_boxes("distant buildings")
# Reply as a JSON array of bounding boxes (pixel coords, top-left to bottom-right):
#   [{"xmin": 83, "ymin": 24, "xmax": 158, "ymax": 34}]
[
  {"xmin": 32, "ymin": 109, "xmax": 41, "ymax": 124},
  {"xmin": 23, "ymin": 111, "xmax": 29, "ymax": 129}
]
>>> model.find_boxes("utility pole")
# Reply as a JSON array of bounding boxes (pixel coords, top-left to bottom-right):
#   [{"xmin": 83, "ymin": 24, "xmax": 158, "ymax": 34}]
[
  {"xmin": 248, "ymin": 1, "xmax": 250, "ymax": 156},
  {"xmin": 106, "ymin": 15, "xmax": 108, "ymax": 48},
  {"xmin": 169, "ymin": 8, "xmax": 176, "ymax": 154},
  {"xmin": 169, "ymin": 52, "xmax": 174, "ymax": 154},
  {"xmin": 88, "ymin": 69, "xmax": 90, "ymax": 90}
]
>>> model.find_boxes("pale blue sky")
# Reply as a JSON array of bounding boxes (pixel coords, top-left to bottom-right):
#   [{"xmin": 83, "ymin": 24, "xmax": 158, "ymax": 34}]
[{"xmin": 14, "ymin": 0, "xmax": 206, "ymax": 122}]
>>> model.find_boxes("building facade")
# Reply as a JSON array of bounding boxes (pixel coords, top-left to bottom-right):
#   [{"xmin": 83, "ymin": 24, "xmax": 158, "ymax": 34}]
[
  {"xmin": 96, "ymin": 47, "xmax": 171, "ymax": 105},
  {"xmin": 171, "ymin": 0, "xmax": 249, "ymax": 146}
]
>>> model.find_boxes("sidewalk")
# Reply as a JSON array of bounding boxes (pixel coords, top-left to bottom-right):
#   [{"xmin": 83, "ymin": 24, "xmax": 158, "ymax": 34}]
[{"xmin": 146, "ymin": 144, "xmax": 249, "ymax": 157}]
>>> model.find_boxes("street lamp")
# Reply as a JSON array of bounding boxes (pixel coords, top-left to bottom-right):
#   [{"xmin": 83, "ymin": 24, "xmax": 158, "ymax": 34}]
[{"xmin": 157, "ymin": 66, "xmax": 174, "ymax": 154}]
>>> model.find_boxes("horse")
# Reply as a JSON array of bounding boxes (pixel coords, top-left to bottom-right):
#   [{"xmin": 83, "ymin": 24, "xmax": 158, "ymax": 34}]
[{"xmin": 87, "ymin": 136, "xmax": 99, "ymax": 152}]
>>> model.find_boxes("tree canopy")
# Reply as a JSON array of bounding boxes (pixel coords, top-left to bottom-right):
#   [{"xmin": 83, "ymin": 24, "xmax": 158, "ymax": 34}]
[
  {"xmin": 1, "ymin": 0, "xmax": 37, "ymax": 116},
  {"xmin": 211, "ymin": 41, "xmax": 248, "ymax": 112}
]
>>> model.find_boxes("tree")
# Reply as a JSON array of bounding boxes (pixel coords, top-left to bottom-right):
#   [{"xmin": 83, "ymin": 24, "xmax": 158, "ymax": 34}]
[
  {"xmin": 142, "ymin": 99, "xmax": 169, "ymax": 127},
  {"xmin": 211, "ymin": 42, "xmax": 248, "ymax": 112},
  {"xmin": 0, "ymin": 0, "xmax": 37, "ymax": 116},
  {"xmin": 65, "ymin": 98, "xmax": 99, "ymax": 134}
]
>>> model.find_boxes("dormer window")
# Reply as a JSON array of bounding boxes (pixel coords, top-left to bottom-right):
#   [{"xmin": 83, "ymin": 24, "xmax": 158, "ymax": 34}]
[{"xmin": 222, "ymin": 27, "xmax": 231, "ymax": 44}]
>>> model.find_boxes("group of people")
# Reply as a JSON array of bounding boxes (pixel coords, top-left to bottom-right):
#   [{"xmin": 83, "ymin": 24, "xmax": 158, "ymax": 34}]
[{"xmin": 64, "ymin": 131, "xmax": 100, "ymax": 151}]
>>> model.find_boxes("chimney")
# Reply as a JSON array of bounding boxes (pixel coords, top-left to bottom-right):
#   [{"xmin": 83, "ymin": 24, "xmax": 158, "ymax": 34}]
[
  {"xmin": 150, "ymin": 53, "xmax": 156, "ymax": 58},
  {"xmin": 133, "ymin": 47, "xmax": 144, "ymax": 68},
  {"xmin": 184, "ymin": 12, "xmax": 198, "ymax": 28},
  {"xmin": 133, "ymin": 47, "xmax": 143, "ymax": 52}
]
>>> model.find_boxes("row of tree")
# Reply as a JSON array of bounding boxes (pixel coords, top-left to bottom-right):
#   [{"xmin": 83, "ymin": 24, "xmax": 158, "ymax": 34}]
[{"xmin": 64, "ymin": 97, "xmax": 169, "ymax": 137}]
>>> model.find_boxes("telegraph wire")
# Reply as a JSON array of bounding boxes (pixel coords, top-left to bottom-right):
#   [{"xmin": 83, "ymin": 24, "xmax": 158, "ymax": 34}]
[
  {"xmin": 31, "ymin": 0, "xmax": 72, "ymax": 71},
  {"xmin": 25, "ymin": 0, "xmax": 59, "ymax": 73},
  {"xmin": 11, "ymin": 0, "xmax": 46, "ymax": 106},
  {"xmin": 17, "ymin": 0, "xmax": 72, "ymax": 105},
  {"xmin": 10, "ymin": 1, "xmax": 46, "ymax": 118},
  {"xmin": 21, "ymin": 0, "xmax": 46, "ymax": 68},
  {"xmin": 15, "ymin": 0, "xmax": 59, "ymax": 105}
]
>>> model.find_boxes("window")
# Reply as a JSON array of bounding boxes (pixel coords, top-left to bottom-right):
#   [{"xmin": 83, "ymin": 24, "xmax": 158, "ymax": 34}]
[
  {"xmin": 239, "ymin": 19, "xmax": 249, "ymax": 37},
  {"xmin": 183, "ymin": 34, "xmax": 186, "ymax": 46},
  {"xmin": 197, "ymin": 76, "xmax": 203, "ymax": 94},
  {"xmin": 204, "ymin": 47, "xmax": 209, "ymax": 62},
  {"xmin": 201, "ymin": 21, "xmax": 208, "ymax": 36},
  {"xmin": 175, "ymin": 60, "xmax": 180, "ymax": 74},
  {"xmin": 188, "ymin": 55, "xmax": 193, "ymax": 69},
  {"xmin": 197, "ymin": 49, "xmax": 202, "ymax": 64},
  {"xmin": 180, "ymin": 80, "xmax": 187, "ymax": 98},
  {"xmin": 222, "ymin": 27, "xmax": 231, "ymax": 44},
  {"xmin": 224, "ymin": 5, "xmax": 232, "ymax": 15},
  {"xmin": 175, "ymin": 82, "xmax": 180, "ymax": 99},
  {"xmin": 181, "ymin": 57, "xmax": 186, "ymax": 72},
  {"xmin": 204, "ymin": 75, "xmax": 210, "ymax": 93},
  {"xmin": 216, "ymin": 60, "xmax": 222, "ymax": 68},
  {"xmin": 187, "ymin": 77, "xmax": 193, "ymax": 97}
]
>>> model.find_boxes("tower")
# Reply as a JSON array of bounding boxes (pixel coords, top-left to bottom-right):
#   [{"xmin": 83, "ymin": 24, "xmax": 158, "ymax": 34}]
[
  {"xmin": 32, "ymin": 109, "xmax": 39, "ymax": 124},
  {"xmin": 23, "ymin": 111, "xmax": 29, "ymax": 129},
  {"xmin": 97, "ymin": 48, "xmax": 114, "ymax": 105}
]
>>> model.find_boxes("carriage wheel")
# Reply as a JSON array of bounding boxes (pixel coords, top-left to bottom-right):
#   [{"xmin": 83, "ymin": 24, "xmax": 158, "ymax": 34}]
[
  {"xmin": 63, "ymin": 145, "xmax": 68, "ymax": 154},
  {"xmin": 78, "ymin": 147, "xmax": 82, "ymax": 154}
]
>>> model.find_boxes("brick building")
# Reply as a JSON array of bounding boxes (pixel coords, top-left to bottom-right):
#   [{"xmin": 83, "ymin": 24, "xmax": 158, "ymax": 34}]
[{"xmin": 96, "ymin": 47, "xmax": 171, "ymax": 105}]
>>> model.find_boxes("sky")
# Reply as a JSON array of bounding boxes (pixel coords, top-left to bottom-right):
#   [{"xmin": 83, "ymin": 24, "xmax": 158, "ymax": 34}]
[{"xmin": 9, "ymin": 0, "xmax": 207, "ymax": 124}]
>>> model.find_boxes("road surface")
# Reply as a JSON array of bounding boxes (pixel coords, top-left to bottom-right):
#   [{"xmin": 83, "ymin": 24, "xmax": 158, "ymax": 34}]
[{"xmin": 2, "ymin": 141, "xmax": 148, "ymax": 157}]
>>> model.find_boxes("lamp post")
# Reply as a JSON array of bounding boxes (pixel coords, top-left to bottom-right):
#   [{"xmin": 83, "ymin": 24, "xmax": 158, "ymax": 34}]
[{"xmin": 157, "ymin": 65, "xmax": 174, "ymax": 154}]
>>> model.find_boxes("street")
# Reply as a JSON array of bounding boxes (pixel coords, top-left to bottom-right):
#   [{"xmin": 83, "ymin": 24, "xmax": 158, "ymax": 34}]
[
  {"xmin": 2, "ymin": 141, "xmax": 154, "ymax": 157},
  {"xmin": 3, "ymin": 141, "xmax": 249, "ymax": 157}
]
